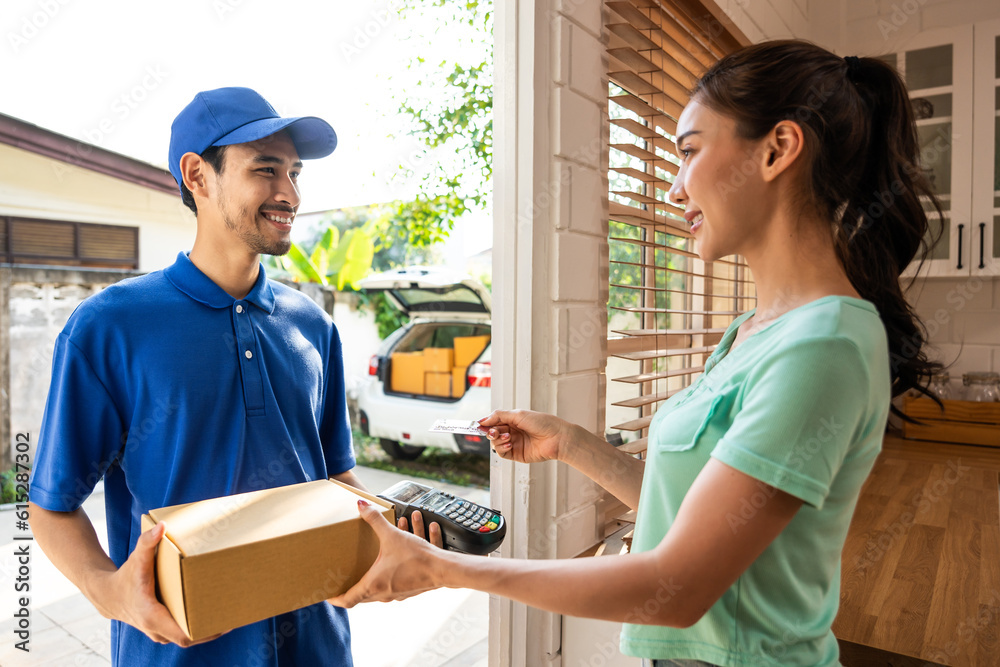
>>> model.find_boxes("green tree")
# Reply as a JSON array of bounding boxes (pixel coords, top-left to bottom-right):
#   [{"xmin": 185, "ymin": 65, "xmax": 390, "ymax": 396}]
[
  {"xmin": 269, "ymin": 2, "xmax": 494, "ymax": 337},
  {"xmin": 381, "ymin": 0, "xmax": 493, "ymax": 251},
  {"xmin": 264, "ymin": 224, "xmax": 375, "ymax": 290}
]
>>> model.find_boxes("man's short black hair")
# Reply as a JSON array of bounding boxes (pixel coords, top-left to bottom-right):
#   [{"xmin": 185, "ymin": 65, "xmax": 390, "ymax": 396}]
[{"xmin": 179, "ymin": 145, "xmax": 228, "ymax": 215}]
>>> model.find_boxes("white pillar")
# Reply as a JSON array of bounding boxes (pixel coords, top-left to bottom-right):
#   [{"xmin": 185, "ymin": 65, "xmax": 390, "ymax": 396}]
[{"xmin": 492, "ymin": 0, "xmax": 609, "ymax": 664}]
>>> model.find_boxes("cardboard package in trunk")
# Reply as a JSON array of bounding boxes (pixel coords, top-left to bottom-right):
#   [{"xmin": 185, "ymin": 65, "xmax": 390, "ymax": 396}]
[
  {"xmin": 391, "ymin": 351, "xmax": 426, "ymax": 394},
  {"xmin": 452, "ymin": 366, "xmax": 468, "ymax": 399},
  {"xmin": 140, "ymin": 478, "xmax": 393, "ymax": 642},
  {"xmin": 454, "ymin": 335, "xmax": 490, "ymax": 367},
  {"xmin": 425, "ymin": 371, "xmax": 452, "ymax": 397},
  {"xmin": 423, "ymin": 348, "xmax": 455, "ymax": 372}
]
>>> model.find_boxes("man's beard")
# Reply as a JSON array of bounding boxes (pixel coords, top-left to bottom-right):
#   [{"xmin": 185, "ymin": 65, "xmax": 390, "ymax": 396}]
[{"xmin": 222, "ymin": 200, "xmax": 291, "ymax": 257}]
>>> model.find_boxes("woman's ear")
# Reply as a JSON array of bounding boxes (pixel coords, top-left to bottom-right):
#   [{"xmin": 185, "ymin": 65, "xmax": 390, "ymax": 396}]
[{"xmin": 760, "ymin": 120, "xmax": 805, "ymax": 183}]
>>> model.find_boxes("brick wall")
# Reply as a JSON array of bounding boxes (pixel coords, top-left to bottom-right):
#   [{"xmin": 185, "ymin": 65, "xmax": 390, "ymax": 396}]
[
  {"xmin": 0, "ymin": 267, "xmax": 130, "ymax": 466},
  {"xmin": 548, "ymin": 0, "xmax": 612, "ymax": 562},
  {"xmin": 0, "ymin": 266, "xmax": 378, "ymax": 467}
]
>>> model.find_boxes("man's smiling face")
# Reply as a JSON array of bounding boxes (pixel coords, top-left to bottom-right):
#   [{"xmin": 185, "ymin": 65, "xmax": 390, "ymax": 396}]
[{"xmin": 206, "ymin": 130, "xmax": 302, "ymax": 257}]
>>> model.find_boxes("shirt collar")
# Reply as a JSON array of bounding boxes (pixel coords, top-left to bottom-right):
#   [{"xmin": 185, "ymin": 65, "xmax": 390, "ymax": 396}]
[{"xmin": 164, "ymin": 251, "xmax": 276, "ymax": 314}]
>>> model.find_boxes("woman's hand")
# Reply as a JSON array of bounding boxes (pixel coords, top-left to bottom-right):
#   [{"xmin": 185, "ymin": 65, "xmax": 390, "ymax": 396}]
[
  {"xmin": 328, "ymin": 500, "xmax": 448, "ymax": 608},
  {"xmin": 478, "ymin": 409, "xmax": 579, "ymax": 464}
]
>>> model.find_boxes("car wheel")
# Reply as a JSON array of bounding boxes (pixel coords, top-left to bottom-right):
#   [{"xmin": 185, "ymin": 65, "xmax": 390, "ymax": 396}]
[{"xmin": 379, "ymin": 438, "xmax": 425, "ymax": 461}]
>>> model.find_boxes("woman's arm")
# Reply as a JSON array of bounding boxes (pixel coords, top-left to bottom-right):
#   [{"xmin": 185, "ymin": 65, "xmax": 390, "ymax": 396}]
[
  {"xmin": 330, "ymin": 458, "xmax": 803, "ymax": 626},
  {"xmin": 480, "ymin": 410, "xmax": 646, "ymax": 510}
]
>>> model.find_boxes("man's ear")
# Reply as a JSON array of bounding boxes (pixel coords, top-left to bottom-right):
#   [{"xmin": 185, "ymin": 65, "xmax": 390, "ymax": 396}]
[
  {"xmin": 759, "ymin": 120, "xmax": 805, "ymax": 183},
  {"xmin": 179, "ymin": 152, "xmax": 210, "ymax": 198}
]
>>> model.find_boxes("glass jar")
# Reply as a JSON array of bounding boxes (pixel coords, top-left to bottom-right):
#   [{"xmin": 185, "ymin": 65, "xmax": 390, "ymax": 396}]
[
  {"xmin": 962, "ymin": 372, "xmax": 1000, "ymax": 402},
  {"xmin": 928, "ymin": 373, "xmax": 952, "ymax": 400}
]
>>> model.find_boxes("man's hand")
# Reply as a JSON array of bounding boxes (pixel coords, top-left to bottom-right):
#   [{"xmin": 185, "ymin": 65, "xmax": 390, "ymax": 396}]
[{"xmin": 93, "ymin": 522, "xmax": 224, "ymax": 647}]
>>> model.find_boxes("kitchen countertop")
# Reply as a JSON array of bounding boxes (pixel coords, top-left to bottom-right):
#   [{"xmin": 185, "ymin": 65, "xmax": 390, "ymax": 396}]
[{"xmin": 833, "ymin": 431, "xmax": 1000, "ymax": 666}]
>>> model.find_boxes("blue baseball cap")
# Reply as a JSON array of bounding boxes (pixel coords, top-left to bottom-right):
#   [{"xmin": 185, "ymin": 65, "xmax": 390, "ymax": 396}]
[{"xmin": 168, "ymin": 87, "xmax": 337, "ymax": 193}]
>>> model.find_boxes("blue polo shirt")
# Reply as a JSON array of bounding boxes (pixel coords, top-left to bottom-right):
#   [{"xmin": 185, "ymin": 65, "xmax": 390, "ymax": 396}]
[{"xmin": 29, "ymin": 251, "xmax": 356, "ymax": 666}]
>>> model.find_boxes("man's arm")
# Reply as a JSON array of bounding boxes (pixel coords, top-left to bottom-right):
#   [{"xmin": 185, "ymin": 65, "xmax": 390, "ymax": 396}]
[
  {"xmin": 329, "ymin": 469, "xmax": 369, "ymax": 493},
  {"xmin": 28, "ymin": 502, "xmax": 220, "ymax": 647}
]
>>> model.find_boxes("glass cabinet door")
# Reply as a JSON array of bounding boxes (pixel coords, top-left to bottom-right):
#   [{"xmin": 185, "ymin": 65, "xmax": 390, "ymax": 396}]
[
  {"xmin": 973, "ymin": 19, "xmax": 1000, "ymax": 276},
  {"xmin": 891, "ymin": 26, "xmax": 975, "ymax": 278}
]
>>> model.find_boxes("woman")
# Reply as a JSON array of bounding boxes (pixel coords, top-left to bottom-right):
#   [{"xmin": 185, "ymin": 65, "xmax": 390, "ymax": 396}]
[{"xmin": 329, "ymin": 40, "xmax": 943, "ymax": 666}]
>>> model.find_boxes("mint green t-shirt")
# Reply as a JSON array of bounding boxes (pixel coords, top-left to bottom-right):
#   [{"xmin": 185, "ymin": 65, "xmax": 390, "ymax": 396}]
[{"xmin": 620, "ymin": 296, "xmax": 891, "ymax": 666}]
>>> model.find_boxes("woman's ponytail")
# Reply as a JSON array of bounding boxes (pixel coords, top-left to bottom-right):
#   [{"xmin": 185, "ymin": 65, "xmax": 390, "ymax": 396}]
[
  {"xmin": 835, "ymin": 56, "xmax": 946, "ymax": 416},
  {"xmin": 692, "ymin": 40, "xmax": 945, "ymax": 421}
]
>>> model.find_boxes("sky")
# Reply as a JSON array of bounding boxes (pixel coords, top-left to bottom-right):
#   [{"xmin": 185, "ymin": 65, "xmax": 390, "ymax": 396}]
[{"xmin": 0, "ymin": 0, "xmax": 492, "ymax": 258}]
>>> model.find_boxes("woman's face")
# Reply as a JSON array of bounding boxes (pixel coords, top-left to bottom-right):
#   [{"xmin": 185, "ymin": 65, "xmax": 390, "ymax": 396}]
[{"xmin": 668, "ymin": 100, "xmax": 770, "ymax": 263}]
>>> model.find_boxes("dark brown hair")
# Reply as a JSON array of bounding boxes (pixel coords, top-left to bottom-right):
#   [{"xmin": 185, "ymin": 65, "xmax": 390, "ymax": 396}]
[{"xmin": 692, "ymin": 39, "xmax": 944, "ymax": 421}]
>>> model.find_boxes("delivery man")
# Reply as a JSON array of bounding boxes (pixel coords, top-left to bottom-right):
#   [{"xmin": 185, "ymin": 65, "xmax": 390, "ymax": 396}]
[{"xmin": 27, "ymin": 87, "xmax": 438, "ymax": 666}]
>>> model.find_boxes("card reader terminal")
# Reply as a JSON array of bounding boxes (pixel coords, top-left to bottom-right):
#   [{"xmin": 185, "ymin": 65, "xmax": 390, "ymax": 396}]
[{"xmin": 377, "ymin": 480, "xmax": 505, "ymax": 555}]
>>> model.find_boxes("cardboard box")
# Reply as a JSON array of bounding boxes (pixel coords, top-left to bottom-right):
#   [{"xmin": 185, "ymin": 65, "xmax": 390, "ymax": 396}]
[
  {"xmin": 391, "ymin": 352, "xmax": 425, "ymax": 394},
  {"xmin": 452, "ymin": 365, "xmax": 468, "ymax": 399},
  {"xmin": 424, "ymin": 348, "xmax": 455, "ymax": 372},
  {"xmin": 425, "ymin": 371, "xmax": 452, "ymax": 397},
  {"xmin": 140, "ymin": 479, "xmax": 394, "ymax": 642},
  {"xmin": 454, "ymin": 335, "xmax": 490, "ymax": 367}
]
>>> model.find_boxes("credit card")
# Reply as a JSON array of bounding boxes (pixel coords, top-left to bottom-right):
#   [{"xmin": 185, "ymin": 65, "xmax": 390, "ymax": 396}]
[{"xmin": 429, "ymin": 419, "xmax": 490, "ymax": 436}]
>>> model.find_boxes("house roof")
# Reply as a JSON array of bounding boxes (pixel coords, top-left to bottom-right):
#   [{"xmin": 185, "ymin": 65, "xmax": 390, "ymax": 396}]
[{"xmin": 0, "ymin": 112, "xmax": 177, "ymax": 196}]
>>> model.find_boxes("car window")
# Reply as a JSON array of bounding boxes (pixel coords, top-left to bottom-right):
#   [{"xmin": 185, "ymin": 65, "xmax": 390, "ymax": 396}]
[
  {"xmin": 376, "ymin": 325, "xmax": 409, "ymax": 356},
  {"xmin": 391, "ymin": 285, "xmax": 486, "ymax": 312},
  {"xmin": 393, "ymin": 323, "xmax": 491, "ymax": 353}
]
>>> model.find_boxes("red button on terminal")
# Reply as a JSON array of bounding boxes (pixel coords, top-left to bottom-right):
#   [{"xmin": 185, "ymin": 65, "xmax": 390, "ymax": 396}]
[{"xmin": 478, "ymin": 526, "xmax": 490, "ymax": 532}]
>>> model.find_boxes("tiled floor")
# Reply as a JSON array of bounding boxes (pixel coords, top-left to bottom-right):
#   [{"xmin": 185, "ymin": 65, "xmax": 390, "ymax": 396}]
[{"xmin": 0, "ymin": 467, "xmax": 490, "ymax": 667}]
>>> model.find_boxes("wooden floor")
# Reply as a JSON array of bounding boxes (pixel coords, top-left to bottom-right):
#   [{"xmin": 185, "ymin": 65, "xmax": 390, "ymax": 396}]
[{"xmin": 833, "ymin": 431, "xmax": 1000, "ymax": 667}]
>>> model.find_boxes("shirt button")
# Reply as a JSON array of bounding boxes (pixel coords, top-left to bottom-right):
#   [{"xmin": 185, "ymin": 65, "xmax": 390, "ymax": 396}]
[
  {"xmin": 245, "ymin": 350, "xmax": 253, "ymax": 359},
  {"xmin": 236, "ymin": 304, "xmax": 243, "ymax": 313}
]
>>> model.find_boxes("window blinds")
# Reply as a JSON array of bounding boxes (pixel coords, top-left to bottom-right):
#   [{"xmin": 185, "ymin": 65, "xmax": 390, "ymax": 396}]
[
  {"xmin": 2, "ymin": 217, "xmax": 139, "ymax": 269},
  {"xmin": 605, "ymin": 0, "xmax": 756, "ymax": 456}
]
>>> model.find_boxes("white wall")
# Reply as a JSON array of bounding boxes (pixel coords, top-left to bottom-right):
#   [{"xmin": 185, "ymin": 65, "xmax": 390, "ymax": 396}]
[
  {"xmin": 716, "ymin": 0, "xmax": 1000, "ymax": 55},
  {"xmin": 908, "ymin": 277, "xmax": 1000, "ymax": 390},
  {"xmin": 0, "ymin": 143, "xmax": 195, "ymax": 272},
  {"xmin": 331, "ymin": 292, "xmax": 382, "ymax": 397},
  {"xmin": 718, "ymin": 0, "xmax": 811, "ymax": 42},
  {"xmin": 837, "ymin": 0, "xmax": 1000, "ymax": 55}
]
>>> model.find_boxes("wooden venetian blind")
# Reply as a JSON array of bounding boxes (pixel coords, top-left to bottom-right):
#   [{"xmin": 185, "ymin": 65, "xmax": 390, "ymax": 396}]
[
  {"xmin": 2, "ymin": 217, "xmax": 138, "ymax": 269},
  {"xmin": 604, "ymin": 0, "xmax": 756, "ymax": 456}
]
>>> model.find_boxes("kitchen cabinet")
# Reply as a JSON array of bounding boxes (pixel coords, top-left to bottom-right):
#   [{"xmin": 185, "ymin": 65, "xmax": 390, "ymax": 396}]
[
  {"xmin": 890, "ymin": 23, "xmax": 1000, "ymax": 278},
  {"xmin": 972, "ymin": 19, "xmax": 1000, "ymax": 277}
]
